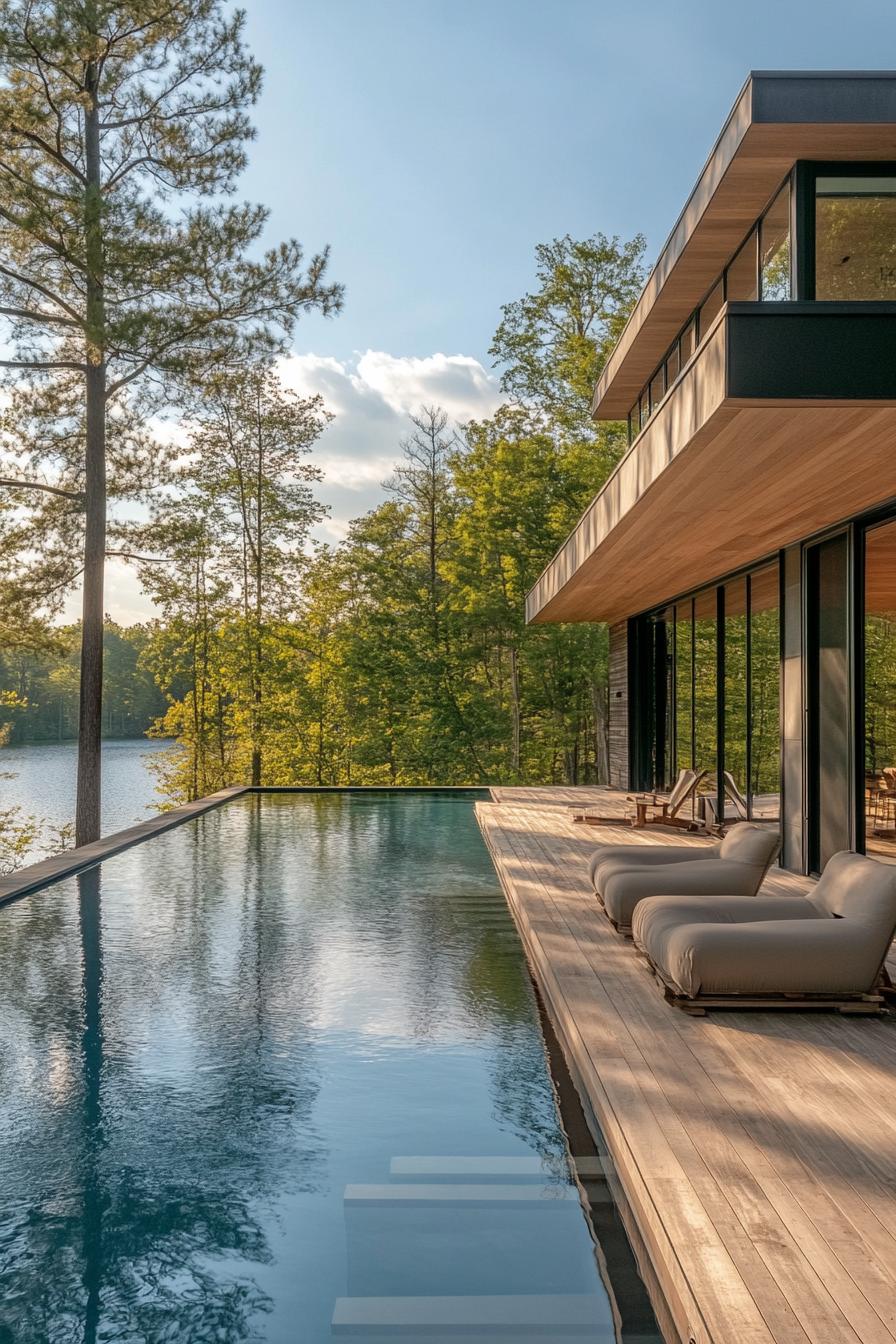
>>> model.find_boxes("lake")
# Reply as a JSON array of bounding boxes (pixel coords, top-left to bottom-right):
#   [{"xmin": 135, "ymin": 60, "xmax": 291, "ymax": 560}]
[{"xmin": 0, "ymin": 739, "xmax": 173, "ymax": 862}]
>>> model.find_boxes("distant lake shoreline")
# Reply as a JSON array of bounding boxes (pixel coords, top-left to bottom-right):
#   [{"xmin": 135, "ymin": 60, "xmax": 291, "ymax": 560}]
[{"xmin": 0, "ymin": 739, "xmax": 175, "ymax": 863}]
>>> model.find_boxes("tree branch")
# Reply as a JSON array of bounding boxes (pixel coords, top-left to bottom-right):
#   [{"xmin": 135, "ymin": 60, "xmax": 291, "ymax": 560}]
[
  {"xmin": 0, "ymin": 359, "xmax": 86, "ymax": 371},
  {"xmin": 0, "ymin": 305, "xmax": 80, "ymax": 327},
  {"xmin": 0, "ymin": 477, "xmax": 84, "ymax": 502},
  {"xmin": 105, "ymin": 550, "xmax": 170, "ymax": 562},
  {"xmin": 0, "ymin": 263, "xmax": 83, "ymax": 322},
  {"xmin": 6, "ymin": 123, "xmax": 86, "ymax": 183}
]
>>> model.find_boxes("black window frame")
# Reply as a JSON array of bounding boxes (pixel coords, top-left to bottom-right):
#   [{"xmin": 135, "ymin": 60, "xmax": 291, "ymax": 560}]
[{"xmin": 795, "ymin": 160, "xmax": 896, "ymax": 301}]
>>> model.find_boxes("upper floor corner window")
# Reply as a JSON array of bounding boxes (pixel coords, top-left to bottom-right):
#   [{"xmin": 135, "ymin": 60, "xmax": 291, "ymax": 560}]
[
  {"xmin": 760, "ymin": 181, "xmax": 791, "ymax": 300},
  {"xmin": 649, "ymin": 367, "xmax": 666, "ymax": 413},
  {"xmin": 697, "ymin": 279, "xmax": 724, "ymax": 339},
  {"xmin": 726, "ymin": 228, "xmax": 759, "ymax": 301},
  {"xmin": 815, "ymin": 173, "xmax": 896, "ymax": 300},
  {"xmin": 665, "ymin": 341, "xmax": 680, "ymax": 388},
  {"xmin": 679, "ymin": 316, "xmax": 696, "ymax": 365}
]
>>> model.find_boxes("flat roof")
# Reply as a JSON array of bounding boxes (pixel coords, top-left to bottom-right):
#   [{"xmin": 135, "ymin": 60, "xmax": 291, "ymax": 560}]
[{"xmin": 593, "ymin": 71, "xmax": 896, "ymax": 419}]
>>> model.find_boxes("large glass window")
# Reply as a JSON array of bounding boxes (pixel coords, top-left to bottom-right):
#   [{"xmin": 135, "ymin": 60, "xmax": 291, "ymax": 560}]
[
  {"xmin": 863, "ymin": 520, "xmax": 896, "ymax": 860},
  {"xmin": 760, "ymin": 180, "xmax": 791, "ymax": 300},
  {"xmin": 748, "ymin": 564, "xmax": 780, "ymax": 822},
  {"xmin": 674, "ymin": 601, "xmax": 694, "ymax": 775},
  {"xmin": 816, "ymin": 175, "xmax": 896, "ymax": 300},
  {"xmin": 693, "ymin": 589, "xmax": 718, "ymax": 793},
  {"xmin": 665, "ymin": 342, "xmax": 680, "ymax": 389},
  {"xmin": 725, "ymin": 230, "xmax": 758, "ymax": 301},
  {"xmin": 697, "ymin": 280, "xmax": 724, "ymax": 340},
  {"xmin": 679, "ymin": 317, "xmax": 696, "ymax": 365},
  {"xmin": 724, "ymin": 579, "xmax": 748, "ymax": 818},
  {"xmin": 636, "ymin": 562, "xmax": 780, "ymax": 835},
  {"xmin": 649, "ymin": 367, "xmax": 665, "ymax": 413}
]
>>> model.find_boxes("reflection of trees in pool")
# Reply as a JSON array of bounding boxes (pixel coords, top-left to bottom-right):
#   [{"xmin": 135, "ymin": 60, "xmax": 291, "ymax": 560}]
[{"xmin": 0, "ymin": 841, "xmax": 327, "ymax": 1344}]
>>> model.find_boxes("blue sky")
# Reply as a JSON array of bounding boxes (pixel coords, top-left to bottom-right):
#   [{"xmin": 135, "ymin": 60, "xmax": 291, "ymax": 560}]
[
  {"xmin": 242, "ymin": 0, "xmax": 896, "ymax": 364},
  {"xmin": 99, "ymin": 0, "xmax": 896, "ymax": 619}
]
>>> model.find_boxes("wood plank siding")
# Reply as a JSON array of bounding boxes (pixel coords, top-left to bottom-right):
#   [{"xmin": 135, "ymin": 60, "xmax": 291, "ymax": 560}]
[{"xmin": 608, "ymin": 622, "xmax": 629, "ymax": 789}]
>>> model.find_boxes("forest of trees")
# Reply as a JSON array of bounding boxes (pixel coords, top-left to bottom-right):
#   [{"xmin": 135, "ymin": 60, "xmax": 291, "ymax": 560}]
[
  {"xmin": 0, "ymin": 1, "xmax": 648, "ymax": 848},
  {"xmin": 1, "ymin": 226, "xmax": 647, "ymax": 805}
]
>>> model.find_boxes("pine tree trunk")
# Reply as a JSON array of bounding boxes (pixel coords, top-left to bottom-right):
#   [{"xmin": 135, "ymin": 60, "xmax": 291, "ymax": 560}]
[
  {"xmin": 75, "ymin": 65, "xmax": 106, "ymax": 847},
  {"xmin": 509, "ymin": 644, "xmax": 521, "ymax": 780}
]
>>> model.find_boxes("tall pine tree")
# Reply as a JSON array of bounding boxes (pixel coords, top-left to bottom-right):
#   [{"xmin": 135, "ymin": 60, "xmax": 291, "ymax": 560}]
[{"xmin": 0, "ymin": 1, "xmax": 341, "ymax": 841}]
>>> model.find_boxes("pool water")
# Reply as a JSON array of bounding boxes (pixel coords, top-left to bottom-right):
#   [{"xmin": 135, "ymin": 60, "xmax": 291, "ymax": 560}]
[{"xmin": 0, "ymin": 792, "xmax": 660, "ymax": 1343}]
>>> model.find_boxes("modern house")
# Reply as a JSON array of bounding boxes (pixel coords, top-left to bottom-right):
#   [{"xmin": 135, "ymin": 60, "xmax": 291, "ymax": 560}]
[{"xmin": 527, "ymin": 70, "xmax": 896, "ymax": 875}]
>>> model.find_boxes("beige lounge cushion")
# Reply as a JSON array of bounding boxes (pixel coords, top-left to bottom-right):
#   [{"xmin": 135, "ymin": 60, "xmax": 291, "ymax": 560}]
[
  {"xmin": 633, "ymin": 894, "xmax": 822, "ymax": 966},
  {"xmin": 589, "ymin": 842, "xmax": 719, "ymax": 893},
  {"xmin": 809, "ymin": 850, "xmax": 896, "ymax": 939},
  {"xmin": 717, "ymin": 823, "xmax": 782, "ymax": 870},
  {"xmin": 647, "ymin": 918, "xmax": 883, "ymax": 998},
  {"xmin": 590, "ymin": 823, "xmax": 779, "ymax": 909},
  {"xmin": 599, "ymin": 832, "xmax": 780, "ymax": 930},
  {"xmin": 636, "ymin": 851, "xmax": 896, "ymax": 998}
]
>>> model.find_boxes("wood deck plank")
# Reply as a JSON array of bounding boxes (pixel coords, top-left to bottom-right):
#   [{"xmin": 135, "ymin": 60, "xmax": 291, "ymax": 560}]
[{"xmin": 477, "ymin": 788, "xmax": 896, "ymax": 1344}]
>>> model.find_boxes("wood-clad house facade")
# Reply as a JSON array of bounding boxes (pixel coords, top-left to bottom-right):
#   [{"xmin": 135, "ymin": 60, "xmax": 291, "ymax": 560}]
[{"xmin": 527, "ymin": 71, "xmax": 896, "ymax": 874}]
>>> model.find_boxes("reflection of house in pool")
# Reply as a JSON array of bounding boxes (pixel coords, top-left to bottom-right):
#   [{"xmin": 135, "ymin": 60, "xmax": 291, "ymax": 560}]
[{"xmin": 527, "ymin": 70, "xmax": 896, "ymax": 871}]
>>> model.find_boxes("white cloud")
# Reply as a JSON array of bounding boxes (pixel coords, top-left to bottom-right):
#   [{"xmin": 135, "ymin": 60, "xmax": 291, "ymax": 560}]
[
  {"xmin": 353, "ymin": 350, "xmax": 501, "ymax": 422},
  {"xmin": 61, "ymin": 349, "xmax": 504, "ymax": 623},
  {"xmin": 277, "ymin": 346, "xmax": 503, "ymax": 542}
]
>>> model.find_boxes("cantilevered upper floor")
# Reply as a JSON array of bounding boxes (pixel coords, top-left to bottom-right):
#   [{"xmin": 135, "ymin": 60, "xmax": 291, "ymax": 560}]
[{"xmin": 527, "ymin": 71, "xmax": 896, "ymax": 624}]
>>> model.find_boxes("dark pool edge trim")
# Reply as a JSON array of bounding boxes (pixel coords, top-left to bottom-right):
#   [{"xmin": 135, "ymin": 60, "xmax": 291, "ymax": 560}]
[
  {"xmin": 474, "ymin": 805, "xmax": 683, "ymax": 1344},
  {"xmin": 0, "ymin": 785, "xmax": 251, "ymax": 906}
]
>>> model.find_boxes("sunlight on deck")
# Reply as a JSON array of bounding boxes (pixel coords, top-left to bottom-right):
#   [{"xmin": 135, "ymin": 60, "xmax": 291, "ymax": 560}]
[{"xmin": 479, "ymin": 787, "xmax": 896, "ymax": 1344}]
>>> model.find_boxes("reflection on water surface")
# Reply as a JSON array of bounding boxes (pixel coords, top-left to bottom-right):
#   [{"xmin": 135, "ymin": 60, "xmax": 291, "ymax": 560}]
[{"xmin": 0, "ymin": 792, "xmax": 658, "ymax": 1343}]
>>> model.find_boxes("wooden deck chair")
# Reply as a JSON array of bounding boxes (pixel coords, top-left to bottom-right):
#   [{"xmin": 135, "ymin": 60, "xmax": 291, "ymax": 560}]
[
  {"xmin": 633, "ymin": 768, "xmax": 708, "ymax": 830},
  {"xmin": 722, "ymin": 771, "xmax": 749, "ymax": 821},
  {"xmin": 572, "ymin": 768, "xmax": 708, "ymax": 830}
]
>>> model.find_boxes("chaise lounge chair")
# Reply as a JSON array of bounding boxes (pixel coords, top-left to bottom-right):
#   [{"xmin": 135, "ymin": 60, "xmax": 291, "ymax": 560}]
[
  {"xmin": 572, "ymin": 768, "xmax": 707, "ymax": 830},
  {"xmin": 632, "ymin": 767, "xmax": 708, "ymax": 830},
  {"xmin": 590, "ymin": 822, "xmax": 781, "ymax": 935},
  {"xmin": 632, "ymin": 850, "xmax": 896, "ymax": 1014}
]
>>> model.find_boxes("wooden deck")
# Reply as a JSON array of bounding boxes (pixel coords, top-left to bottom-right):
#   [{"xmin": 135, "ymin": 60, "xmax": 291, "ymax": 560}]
[{"xmin": 478, "ymin": 787, "xmax": 896, "ymax": 1344}]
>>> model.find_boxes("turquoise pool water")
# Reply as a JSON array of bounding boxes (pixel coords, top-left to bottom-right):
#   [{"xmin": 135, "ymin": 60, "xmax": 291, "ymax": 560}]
[{"xmin": 0, "ymin": 792, "xmax": 659, "ymax": 1342}]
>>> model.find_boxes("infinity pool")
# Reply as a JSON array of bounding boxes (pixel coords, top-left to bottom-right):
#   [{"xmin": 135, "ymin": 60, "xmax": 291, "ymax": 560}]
[{"xmin": 0, "ymin": 791, "xmax": 659, "ymax": 1342}]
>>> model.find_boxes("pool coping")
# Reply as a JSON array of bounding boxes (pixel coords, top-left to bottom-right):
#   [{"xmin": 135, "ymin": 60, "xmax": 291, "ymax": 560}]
[{"xmin": 0, "ymin": 785, "xmax": 493, "ymax": 906}]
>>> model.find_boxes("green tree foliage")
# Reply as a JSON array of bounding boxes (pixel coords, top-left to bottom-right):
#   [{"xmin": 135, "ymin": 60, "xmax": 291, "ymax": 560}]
[
  {"xmin": 0, "ymin": 0, "xmax": 341, "ymax": 841},
  {"xmin": 0, "ymin": 618, "xmax": 164, "ymax": 743},
  {"xmin": 1, "ymin": 231, "xmax": 647, "ymax": 810},
  {"xmin": 134, "ymin": 365, "xmax": 330, "ymax": 798},
  {"xmin": 490, "ymin": 231, "xmax": 646, "ymax": 441}
]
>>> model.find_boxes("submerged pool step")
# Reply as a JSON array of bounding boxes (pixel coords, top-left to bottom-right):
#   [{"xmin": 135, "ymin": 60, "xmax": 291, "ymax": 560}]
[
  {"xmin": 344, "ymin": 1183, "xmax": 580, "ymax": 1207},
  {"xmin": 388, "ymin": 1155, "xmax": 609, "ymax": 1182},
  {"xmin": 331, "ymin": 1292, "xmax": 613, "ymax": 1337}
]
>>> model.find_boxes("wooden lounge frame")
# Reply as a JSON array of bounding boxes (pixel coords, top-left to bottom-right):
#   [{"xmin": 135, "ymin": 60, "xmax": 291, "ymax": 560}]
[
  {"xmin": 652, "ymin": 968, "xmax": 886, "ymax": 1016},
  {"xmin": 573, "ymin": 767, "xmax": 708, "ymax": 830},
  {"xmin": 631, "ymin": 767, "xmax": 708, "ymax": 830}
]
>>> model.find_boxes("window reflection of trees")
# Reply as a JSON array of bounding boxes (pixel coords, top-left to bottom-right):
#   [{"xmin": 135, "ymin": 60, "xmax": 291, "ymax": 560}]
[
  {"xmin": 816, "ymin": 193, "xmax": 896, "ymax": 301},
  {"xmin": 863, "ymin": 520, "xmax": 896, "ymax": 859},
  {"xmin": 693, "ymin": 591, "xmax": 717, "ymax": 790}
]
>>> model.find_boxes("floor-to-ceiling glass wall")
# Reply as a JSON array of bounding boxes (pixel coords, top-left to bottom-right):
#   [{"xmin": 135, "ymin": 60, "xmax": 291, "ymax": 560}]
[
  {"xmin": 862, "ymin": 519, "xmax": 896, "ymax": 861},
  {"xmin": 633, "ymin": 560, "xmax": 781, "ymax": 834},
  {"xmin": 723, "ymin": 578, "xmax": 748, "ymax": 820},
  {"xmin": 748, "ymin": 564, "xmax": 781, "ymax": 822},
  {"xmin": 693, "ymin": 589, "xmax": 718, "ymax": 810}
]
